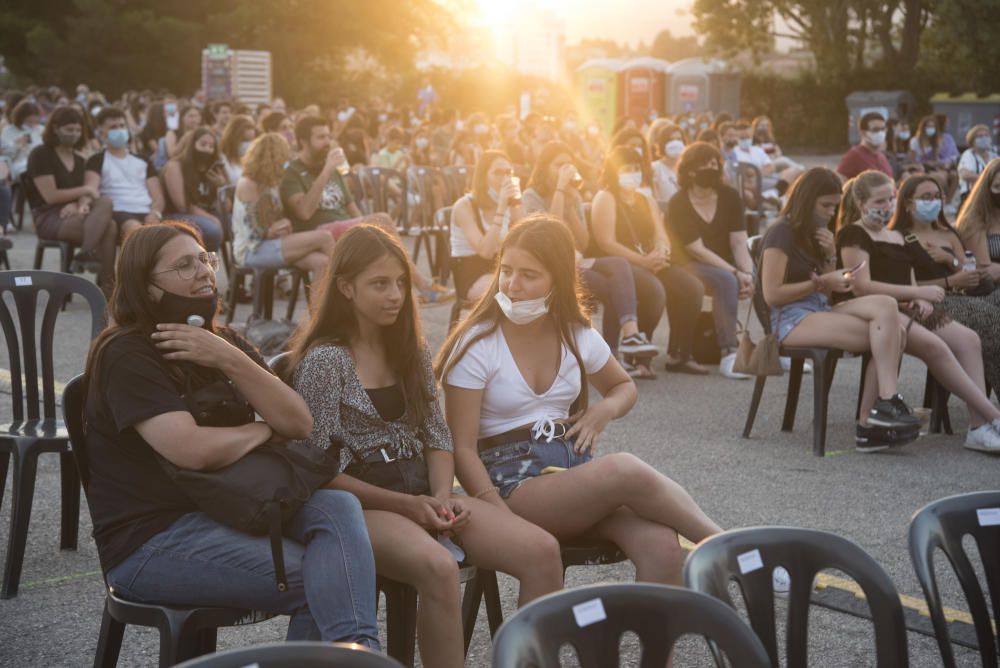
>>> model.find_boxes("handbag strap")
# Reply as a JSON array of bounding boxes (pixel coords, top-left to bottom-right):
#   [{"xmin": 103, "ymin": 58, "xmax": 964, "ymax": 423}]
[{"xmin": 266, "ymin": 502, "xmax": 289, "ymax": 592}]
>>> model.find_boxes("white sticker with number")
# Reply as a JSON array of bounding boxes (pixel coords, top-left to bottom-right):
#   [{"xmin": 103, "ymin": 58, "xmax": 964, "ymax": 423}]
[
  {"xmin": 738, "ymin": 549, "xmax": 765, "ymax": 574},
  {"xmin": 977, "ymin": 508, "xmax": 1000, "ymax": 527},
  {"xmin": 14, "ymin": 276, "xmax": 32, "ymax": 286},
  {"xmin": 572, "ymin": 597, "xmax": 607, "ymax": 627}
]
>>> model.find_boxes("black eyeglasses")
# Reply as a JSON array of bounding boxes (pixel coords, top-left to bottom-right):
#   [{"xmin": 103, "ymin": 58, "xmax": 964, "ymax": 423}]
[{"xmin": 151, "ymin": 252, "xmax": 219, "ymax": 280}]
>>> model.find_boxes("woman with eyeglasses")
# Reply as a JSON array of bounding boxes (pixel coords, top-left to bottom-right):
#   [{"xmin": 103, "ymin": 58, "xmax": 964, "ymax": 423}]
[
  {"xmin": 81, "ymin": 221, "xmax": 380, "ymax": 646},
  {"xmin": 889, "ymin": 174, "xmax": 1000, "ymax": 398},
  {"xmin": 449, "ymin": 150, "xmax": 524, "ymax": 305}
]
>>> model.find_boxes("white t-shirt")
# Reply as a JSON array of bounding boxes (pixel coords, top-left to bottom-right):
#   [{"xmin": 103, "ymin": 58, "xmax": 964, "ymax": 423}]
[
  {"xmin": 450, "ymin": 194, "xmax": 509, "ymax": 258},
  {"xmin": 958, "ymin": 148, "xmax": 996, "ymax": 195},
  {"xmin": 445, "ymin": 322, "xmax": 612, "ymax": 439},
  {"xmin": 652, "ymin": 161, "xmax": 679, "ymax": 203},
  {"xmin": 733, "ymin": 145, "xmax": 772, "ymax": 169},
  {"xmin": 86, "ymin": 150, "xmax": 155, "ymax": 214}
]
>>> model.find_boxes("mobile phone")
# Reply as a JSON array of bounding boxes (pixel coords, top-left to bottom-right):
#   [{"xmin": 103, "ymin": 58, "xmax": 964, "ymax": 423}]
[{"xmin": 843, "ymin": 259, "xmax": 866, "ymax": 277}]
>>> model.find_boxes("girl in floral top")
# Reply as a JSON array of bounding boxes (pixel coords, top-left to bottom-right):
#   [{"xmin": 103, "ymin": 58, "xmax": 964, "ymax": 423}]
[
  {"xmin": 233, "ymin": 133, "xmax": 333, "ymax": 273},
  {"xmin": 286, "ymin": 225, "xmax": 562, "ymax": 668}
]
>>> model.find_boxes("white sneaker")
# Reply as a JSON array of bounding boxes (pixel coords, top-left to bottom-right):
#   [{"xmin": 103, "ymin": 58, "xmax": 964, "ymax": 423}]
[
  {"xmin": 772, "ymin": 566, "xmax": 791, "ymax": 597},
  {"xmin": 719, "ymin": 352, "xmax": 752, "ymax": 380},
  {"xmin": 964, "ymin": 423, "xmax": 1000, "ymax": 453},
  {"xmin": 780, "ymin": 356, "xmax": 813, "ymax": 374}
]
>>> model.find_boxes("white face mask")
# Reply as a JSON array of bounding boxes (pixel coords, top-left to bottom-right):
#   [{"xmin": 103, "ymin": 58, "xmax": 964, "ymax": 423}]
[
  {"xmin": 866, "ymin": 130, "xmax": 886, "ymax": 146},
  {"xmin": 415, "ymin": 137, "xmax": 429, "ymax": 149},
  {"xmin": 863, "ymin": 201, "xmax": 895, "ymax": 227},
  {"xmin": 495, "ymin": 291, "xmax": 550, "ymax": 325},
  {"xmin": 664, "ymin": 139, "xmax": 685, "ymax": 159},
  {"xmin": 618, "ymin": 171, "xmax": 642, "ymax": 191}
]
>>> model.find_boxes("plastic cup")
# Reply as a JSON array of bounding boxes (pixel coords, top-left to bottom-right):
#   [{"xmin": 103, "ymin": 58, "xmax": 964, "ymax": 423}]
[
  {"xmin": 912, "ymin": 407, "xmax": 932, "ymax": 436},
  {"xmin": 510, "ymin": 175, "xmax": 522, "ymax": 206}
]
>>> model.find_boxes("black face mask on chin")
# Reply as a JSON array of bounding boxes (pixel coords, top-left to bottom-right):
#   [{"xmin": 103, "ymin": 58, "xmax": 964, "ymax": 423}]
[{"xmin": 153, "ymin": 287, "xmax": 218, "ymax": 327}]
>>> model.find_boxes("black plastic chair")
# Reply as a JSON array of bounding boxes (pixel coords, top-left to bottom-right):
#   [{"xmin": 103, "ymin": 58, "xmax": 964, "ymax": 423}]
[
  {"xmin": 908, "ymin": 491, "xmax": 1000, "ymax": 668},
  {"xmin": 0, "ymin": 236, "xmax": 11, "ymax": 270},
  {"xmin": 922, "ymin": 368, "xmax": 954, "ymax": 435},
  {"xmin": 461, "ymin": 538, "xmax": 627, "ymax": 653},
  {"xmin": 13, "ymin": 171, "xmax": 28, "ymax": 231},
  {"xmin": 0, "ymin": 270, "xmax": 105, "ymax": 598},
  {"xmin": 61, "ymin": 374, "xmax": 276, "ymax": 667},
  {"xmin": 440, "ymin": 166, "xmax": 470, "ymax": 204},
  {"xmin": 684, "ymin": 526, "xmax": 909, "ymax": 667},
  {"xmin": 743, "ymin": 236, "xmax": 860, "ymax": 456},
  {"xmin": 491, "ymin": 583, "xmax": 771, "ymax": 668},
  {"xmin": 32, "ymin": 238, "xmax": 78, "ymax": 274},
  {"xmin": 216, "ymin": 185, "xmax": 236, "ymax": 281},
  {"xmin": 173, "ymin": 641, "xmax": 404, "ymax": 667},
  {"xmin": 407, "ymin": 167, "xmax": 448, "ymax": 278},
  {"xmin": 359, "ymin": 167, "xmax": 407, "ymax": 228}
]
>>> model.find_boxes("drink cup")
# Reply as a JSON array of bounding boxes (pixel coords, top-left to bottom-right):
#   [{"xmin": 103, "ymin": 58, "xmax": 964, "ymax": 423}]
[{"xmin": 510, "ymin": 176, "xmax": 522, "ymax": 206}]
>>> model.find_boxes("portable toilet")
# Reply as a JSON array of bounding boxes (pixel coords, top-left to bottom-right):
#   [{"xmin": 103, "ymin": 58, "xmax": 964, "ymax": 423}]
[
  {"xmin": 844, "ymin": 90, "xmax": 914, "ymax": 144},
  {"xmin": 931, "ymin": 93, "xmax": 1000, "ymax": 149},
  {"xmin": 618, "ymin": 57, "xmax": 671, "ymax": 125},
  {"xmin": 665, "ymin": 58, "xmax": 736, "ymax": 115},
  {"xmin": 575, "ymin": 59, "xmax": 624, "ymax": 136}
]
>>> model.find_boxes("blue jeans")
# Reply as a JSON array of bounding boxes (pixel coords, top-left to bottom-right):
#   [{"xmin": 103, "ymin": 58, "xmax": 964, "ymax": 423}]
[
  {"xmin": 683, "ymin": 262, "xmax": 740, "ymax": 353},
  {"xmin": 0, "ymin": 183, "xmax": 10, "ymax": 231},
  {"xmin": 169, "ymin": 213, "xmax": 223, "ymax": 251},
  {"xmin": 581, "ymin": 256, "xmax": 638, "ymax": 351},
  {"xmin": 106, "ymin": 489, "xmax": 380, "ymax": 648}
]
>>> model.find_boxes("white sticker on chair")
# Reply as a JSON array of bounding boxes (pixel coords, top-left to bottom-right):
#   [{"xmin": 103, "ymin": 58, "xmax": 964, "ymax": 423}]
[
  {"xmin": 14, "ymin": 276, "xmax": 31, "ymax": 286},
  {"xmin": 977, "ymin": 508, "xmax": 1000, "ymax": 526},
  {"xmin": 738, "ymin": 549, "xmax": 765, "ymax": 574},
  {"xmin": 572, "ymin": 597, "xmax": 607, "ymax": 627}
]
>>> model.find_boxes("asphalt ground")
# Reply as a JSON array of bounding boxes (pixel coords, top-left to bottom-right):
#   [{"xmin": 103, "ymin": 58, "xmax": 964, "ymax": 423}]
[{"xmin": 1, "ymin": 160, "xmax": 996, "ymax": 666}]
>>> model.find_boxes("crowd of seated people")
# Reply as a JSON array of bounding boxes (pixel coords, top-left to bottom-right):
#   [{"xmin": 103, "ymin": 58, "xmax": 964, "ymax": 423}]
[{"xmin": 4, "ymin": 80, "xmax": 1000, "ymax": 668}]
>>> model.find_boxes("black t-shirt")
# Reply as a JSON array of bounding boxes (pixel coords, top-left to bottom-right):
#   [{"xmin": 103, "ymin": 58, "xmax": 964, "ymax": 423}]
[
  {"xmin": 83, "ymin": 332, "xmax": 269, "ymax": 572},
  {"xmin": 25, "ymin": 145, "xmax": 85, "ymax": 210},
  {"xmin": 761, "ymin": 221, "xmax": 821, "ymax": 284},
  {"xmin": 666, "ymin": 186, "xmax": 745, "ymax": 263},
  {"xmin": 835, "ymin": 224, "xmax": 926, "ymax": 302}
]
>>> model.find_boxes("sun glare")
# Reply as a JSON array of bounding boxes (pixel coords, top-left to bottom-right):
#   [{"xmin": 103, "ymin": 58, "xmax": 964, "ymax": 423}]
[{"xmin": 473, "ymin": 0, "xmax": 568, "ymax": 28}]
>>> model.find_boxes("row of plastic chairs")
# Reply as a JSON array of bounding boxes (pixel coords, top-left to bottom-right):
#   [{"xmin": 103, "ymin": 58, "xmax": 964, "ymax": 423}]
[{"xmin": 143, "ymin": 494, "xmax": 1000, "ymax": 667}]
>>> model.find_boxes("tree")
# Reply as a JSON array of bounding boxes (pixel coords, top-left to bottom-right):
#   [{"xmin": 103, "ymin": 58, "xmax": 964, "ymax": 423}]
[
  {"xmin": 0, "ymin": 0, "xmax": 455, "ymax": 103},
  {"xmin": 691, "ymin": 0, "xmax": 930, "ymax": 86},
  {"xmin": 650, "ymin": 29, "xmax": 702, "ymax": 62},
  {"xmin": 920, "ymin": 0, "xmax": 1000, "ymax": 95}
]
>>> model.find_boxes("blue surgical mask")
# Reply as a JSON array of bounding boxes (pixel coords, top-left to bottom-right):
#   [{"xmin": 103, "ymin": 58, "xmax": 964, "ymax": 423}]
[
  {"xmin": 738, "ymin": 138, "xmax": 753, "ymax": 150},
  {"xmin": 925, "ymin": 127, "xmax": 937, "ymax": 137},
  {"xmin": 975, "ymin": 136, "xmax": 992, "ymax": 150},
  {"xmin": 165, "ymin": 102, "xmax": 178, "ymax": 114},
  {"xmin": 238, "ymin": 141, "xmax": 252, "ymax": 157},
  {"xmin": 106, "ymin": 128, "xmax": 129, "ymax": 149},
  {"xmin": 913, "ymin": 199, "xmax": 942, "ymax": 222}
]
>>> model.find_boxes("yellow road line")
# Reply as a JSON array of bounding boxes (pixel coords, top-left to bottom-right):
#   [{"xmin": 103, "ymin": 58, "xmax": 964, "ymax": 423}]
[{"xmin": 0, "ymin": 368, "xmax": 68, "ymax": 395}]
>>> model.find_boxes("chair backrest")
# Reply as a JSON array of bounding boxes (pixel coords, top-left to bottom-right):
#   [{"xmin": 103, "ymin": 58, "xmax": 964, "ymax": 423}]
[
  {"xmin": 491, "ymin": 583, "xmax": 770, "ymax": 668},
  {"xmin": 908, "ymin": 491, "xmax": 1000, "ymax": 668},
  {"xmin": 216, "ymin": 184, "xmax": 236, "ymax": 241},
  {"xmin": 0, "ymin": 271, "xmax": 106, "ymax": 422},
  {"xmin": 173, "ymin": 641, "xmax": 404, "ymax": 668},
  {"xmin": 684, "ymin": 526, "xmax": 908, "ymax": 667},
  {"xmin": 441, "ymin": 166, "xmax": 470, "ymax": 203},
  {"xmin": 343, "ymin": 171, "xmax": 368, "ymax": 215},
  {"xmin": 406, "ymin": 166, "xmax": 438, "ymax": 228},
  {"xmin": 746, "ymin": 234, "xmax": 773, "ymax": 334},
  {"xmin": 62, "ymin": 374, "xmax": 89, "ymax": 488},
  {"xmin": 359, "ymin": 167, "xmax": 406, "ymax": 220}
]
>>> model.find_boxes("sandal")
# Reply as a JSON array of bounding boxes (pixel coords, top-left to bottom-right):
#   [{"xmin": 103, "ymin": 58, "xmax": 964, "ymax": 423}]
[
  {"xmin": 628, "ymin": 360, "xmax": 657, "ymax": 380},
  {"xmin": 664, "ymin": 357, "xmax": 710, "ymax": 375}
]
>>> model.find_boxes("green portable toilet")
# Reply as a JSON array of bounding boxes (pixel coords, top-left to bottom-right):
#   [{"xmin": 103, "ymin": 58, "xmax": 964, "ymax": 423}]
[{"xmin": 576, "ymin": 58, "xmax": 624, "ymax": 136}]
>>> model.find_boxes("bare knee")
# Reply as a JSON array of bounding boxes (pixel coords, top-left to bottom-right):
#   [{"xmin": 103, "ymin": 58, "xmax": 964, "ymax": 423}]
[
  {"xmin": 414, "ymin": 546, "xmax": 460, "ymax": 594},
  {"xmin": 598, "ymin": 453, "xmax": 654, "ymax": 492}
]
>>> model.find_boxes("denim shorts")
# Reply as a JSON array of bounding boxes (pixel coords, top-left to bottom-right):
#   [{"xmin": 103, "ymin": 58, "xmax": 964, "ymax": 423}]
[
  {"xmin": 771, "ymin": 292, "xmax": 830, "ymax": 342},
  {"xmin": 479, "ymin": 437, "xmax": 592, "ymax": 498},
  {"xmin": 242, "ymin": 239, "xmax": 285, "ymax": 269}
]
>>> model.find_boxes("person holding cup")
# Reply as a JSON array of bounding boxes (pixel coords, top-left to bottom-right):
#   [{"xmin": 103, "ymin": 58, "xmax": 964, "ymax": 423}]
[
  {"xmin": 450, "ymin": 150, "xmax": 525, "ymax": 304},
  {"xmin": 281, "ymin": 115, "xmax": 452, "ymax": 303}
]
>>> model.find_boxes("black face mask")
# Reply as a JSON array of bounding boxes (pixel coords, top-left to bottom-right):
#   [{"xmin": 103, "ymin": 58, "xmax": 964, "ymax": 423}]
[
  {"xmin": 153, "ymin": 288, "xmax": 218, "ymax": 327},
  {"xmin": 194, "ymin": 150, "xmax": 215, "ymax": 170},
  {"xmin": 693, "ymin": 168, "xmax": 721, "ymax": 189}
]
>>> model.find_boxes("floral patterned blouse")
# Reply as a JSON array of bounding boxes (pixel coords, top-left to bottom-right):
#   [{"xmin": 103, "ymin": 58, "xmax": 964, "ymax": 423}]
[
  {"xmin": 290, "ymin": 343, "xmax": 453, "ymax": 472},
  {"xmin": 232, "ymin": 184, "xmax": 281, "ymax": 265}
]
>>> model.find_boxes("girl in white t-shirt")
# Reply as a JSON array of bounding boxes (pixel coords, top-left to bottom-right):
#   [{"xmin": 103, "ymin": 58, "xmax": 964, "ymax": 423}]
[{"xmin": 436, "ymin": 215, "xmax": 722, "ymax": 585}]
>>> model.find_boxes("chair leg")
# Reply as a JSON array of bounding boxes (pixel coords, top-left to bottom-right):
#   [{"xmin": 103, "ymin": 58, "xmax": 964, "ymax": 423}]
[
  {"xmin": 2, "ymin": 443, "xmax": 40, "ymax": 599},
  {"xmin": 32, "ymin": 244, "xmax": 44, "ymax": 270},
  {"xmin": 158, "ymin": 608, "xmax": 198, "ymax": 668},
  {"xmin": 482, "ymin": 569, "xmax": 503, "ymax": 637},
  {"xmin": 225, "ymin": 278, "xmax": 239, "ymax": 325},
  {"xmin": 0, "ymin": 450, "xmax": 8, "ymax": 511},
  {"xmin": 742, "ymin": 376, "xmax": 768, "ymax": 438},
  {"xmin": 384, "ymin": 583, "xmax": 418, "ymax": 667},
  {"xmin": 811, "ymin": 352, "xmax": 831, "ymax": 457},
  {"xmin": 781, "ymin": 359, "xmax": 805, "ymax": 432},
  {"xmin": 93, "ymin": 603, "xmax": 126, "ymax": 668},
  {"xmin": 461, "ymin": 571, "xmax": 485, "ymax": 654},
  {"xmin": 59, "ymin": 451, "xmax": 80, "ymax": 550}
]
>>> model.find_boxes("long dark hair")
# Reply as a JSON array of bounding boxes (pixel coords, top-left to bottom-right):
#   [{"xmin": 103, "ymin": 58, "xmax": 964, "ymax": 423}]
[
  {"xmin": 286, "ymin": 225, "xmax": 430, "ymax": 427},
  {"xmin": 140, "ymin": 101, "xmax": 168, "ymax": 147},
  {"xmin": 470, "ymin": 150, "xmax": 509, "ymax": 210},
  {"xmin": 527, "ymin": 141, "xmax": 576, "ymax": 199},
  {"xmin": 610, "ymin": 127, "xmax": 652, "ymax": 188},
  {"xmin": 435, "ymin": 215, "xmax": 593, "ymax": 409},
  {"xmin": 84, "ymin": 222, "xmax": 221, "ymax": 391},
  {"xmin": 890, "ymin": 174, "xmax": 953, "ymax": 234},
  {"xmin": 174, "ymin": 127, "xmax": 218, "ymax": 209},
  {"xmin": 778, "ymin": 167, "xmax": 843, "ymax": 262}
]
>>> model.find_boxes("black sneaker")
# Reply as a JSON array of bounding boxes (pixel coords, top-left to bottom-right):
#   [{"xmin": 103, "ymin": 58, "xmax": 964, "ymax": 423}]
[
  {"xmin": 70, "ymin": 249, "xmax": 102, "ymax": 274},
  {"xmin": 868, "ymin": 394, "xmax": 921, "ymax": 428},
  {"xmin": 619, "ymin": 332, "xmax": 660, "ymax": 356},
  {"xmin": 855, "ymin": 422, "xmax": 920, "ymax": 453}
]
